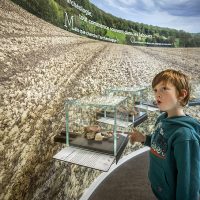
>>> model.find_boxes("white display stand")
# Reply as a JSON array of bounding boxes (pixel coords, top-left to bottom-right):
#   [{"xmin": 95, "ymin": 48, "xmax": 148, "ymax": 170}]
[{"xmin": 53, "ymin": 146, "xmax": 115, "ymax": 171}]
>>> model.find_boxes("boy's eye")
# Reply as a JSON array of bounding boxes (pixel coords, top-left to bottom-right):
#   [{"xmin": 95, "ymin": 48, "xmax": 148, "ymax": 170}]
[
  {"xmin": 153, "ymin": 89, "xmax": 157, "ymax": 92},
  {"xmin": 160, "ymin": 87, "xmax": 169, "ymax": 92},
  {"xmin": 163, "ymin": 87, "xmax": 170, "ymax": 90}
]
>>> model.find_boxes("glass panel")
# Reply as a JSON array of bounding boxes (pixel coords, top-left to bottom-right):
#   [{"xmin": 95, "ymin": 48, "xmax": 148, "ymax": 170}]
[
  {"xmin": 105, "ymin": 86, "xmax": 149, "ymax": 127},
  {"xmin": 191, "ymin": 80, "xmax": 200, "ymax": 99},
  {"xmin": 66, "ymin": 95, "xmax": 127, "ymax": 107}
]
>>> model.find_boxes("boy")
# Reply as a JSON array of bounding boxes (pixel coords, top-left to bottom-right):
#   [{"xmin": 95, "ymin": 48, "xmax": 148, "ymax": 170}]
[{"xmin": 130, "ymin": 69, "xmax": 200, "ymax": 200}]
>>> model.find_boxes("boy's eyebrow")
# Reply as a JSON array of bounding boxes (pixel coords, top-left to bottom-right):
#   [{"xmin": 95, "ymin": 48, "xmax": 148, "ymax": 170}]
[
  {"xmin": 153, "ymin": 84, "xmax": 169, "ymax": 90},
  {"xmin": 153, "ymin": 84, "xmax": 166, "ymax": 89}
]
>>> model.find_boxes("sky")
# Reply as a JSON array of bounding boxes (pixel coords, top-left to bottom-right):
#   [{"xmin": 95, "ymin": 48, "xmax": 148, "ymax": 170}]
[{"xmin": 89, "ymin": 0, "xmax": 200, "ymax": 33}]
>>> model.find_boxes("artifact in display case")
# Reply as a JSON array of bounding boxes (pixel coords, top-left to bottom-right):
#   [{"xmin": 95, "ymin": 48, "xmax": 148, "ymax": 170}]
[
  {"xmin": 64, "ymin": 95, "xmax": 132, "ymax": 158},
  {"xmin": 105, "ymin": 86, "xmax": 149, "ymax": 125}
]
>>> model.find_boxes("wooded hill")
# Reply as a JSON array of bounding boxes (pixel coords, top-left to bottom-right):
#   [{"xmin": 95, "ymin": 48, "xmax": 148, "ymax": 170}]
[{"xmin": 11, "ymin": 0, "xmax": 200, "ymax": 47}]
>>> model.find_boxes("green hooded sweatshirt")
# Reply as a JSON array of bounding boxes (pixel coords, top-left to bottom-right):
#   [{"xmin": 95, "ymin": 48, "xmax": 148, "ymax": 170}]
[{"xmin": 145, "ymin": 112, "xmax": 200, "ymax": 200}]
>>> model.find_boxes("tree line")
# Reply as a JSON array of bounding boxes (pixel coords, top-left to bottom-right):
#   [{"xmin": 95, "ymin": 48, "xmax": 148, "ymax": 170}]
[{"xmin": 11, "ymin": 0, "xmax": 200, "ymax": 47}]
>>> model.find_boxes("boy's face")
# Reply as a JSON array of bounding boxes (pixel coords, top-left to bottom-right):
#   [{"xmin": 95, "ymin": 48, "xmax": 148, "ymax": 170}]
[{"xmin": 153, "ymin": 81, "xmax": 180, "ymax": 111}]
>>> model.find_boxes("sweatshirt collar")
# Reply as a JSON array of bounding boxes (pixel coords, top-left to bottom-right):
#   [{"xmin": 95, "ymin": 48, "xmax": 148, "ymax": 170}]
[{"xmin": 163, "ymin": 112, "xmax": 189, "ymax": 120}]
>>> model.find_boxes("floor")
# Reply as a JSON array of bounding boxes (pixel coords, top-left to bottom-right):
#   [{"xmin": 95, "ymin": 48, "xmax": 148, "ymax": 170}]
[{"xmin": 87, "ymin": 150, "xmax": 156, "ymax": 200}]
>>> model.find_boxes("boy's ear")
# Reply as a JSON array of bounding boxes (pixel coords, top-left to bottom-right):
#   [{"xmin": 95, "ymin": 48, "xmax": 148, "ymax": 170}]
[{"xmin": 178, "ymin": 89, "xmax": 187, "ymax": 100}]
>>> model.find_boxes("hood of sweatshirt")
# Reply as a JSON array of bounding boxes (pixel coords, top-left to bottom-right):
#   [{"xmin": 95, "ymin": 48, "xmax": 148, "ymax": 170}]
[{"xmin": 155, "ymin": 112, "xmax": 200, "ymax": 142}]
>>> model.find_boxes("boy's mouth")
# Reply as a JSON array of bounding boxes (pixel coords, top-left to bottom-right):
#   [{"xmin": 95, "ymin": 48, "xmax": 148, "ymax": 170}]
[{"xmin": 157, "ymin": 100, "xmax": 162, "ymax": 105}]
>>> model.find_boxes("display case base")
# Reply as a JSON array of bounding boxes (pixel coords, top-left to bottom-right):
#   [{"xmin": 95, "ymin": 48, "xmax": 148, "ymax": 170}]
[
  {"xmin": 188, "ymin": 98, "xmax": 200, "ymax": 106},
  {"xmin": 133, "ymin": 112, "xmax": 148, "ymax": 127},
  {"xmin": 54, "ymin": 132, "xmax": 129, "ymax": 163}
]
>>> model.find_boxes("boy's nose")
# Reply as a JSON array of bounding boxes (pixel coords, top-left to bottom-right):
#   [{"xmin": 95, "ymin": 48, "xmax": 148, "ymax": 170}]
[{"xmin": 156, "ymin": 93, "xmax": 161, "ymax": 100}]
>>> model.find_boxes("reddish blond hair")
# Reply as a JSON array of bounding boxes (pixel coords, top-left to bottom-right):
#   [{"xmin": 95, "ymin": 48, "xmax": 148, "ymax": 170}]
[{"xmin": 152, "ymin": 69, "xmax": 191, "ymax": 106}]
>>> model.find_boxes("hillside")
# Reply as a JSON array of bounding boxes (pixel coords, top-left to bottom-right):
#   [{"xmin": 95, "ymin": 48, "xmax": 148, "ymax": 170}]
[
  {"xmin": 0, "ymin": 0, "xmax": 200, "ymax": 200},
  {"xmin": 10, "ymin": 0, "xmax": 200, "ymax": 47}
]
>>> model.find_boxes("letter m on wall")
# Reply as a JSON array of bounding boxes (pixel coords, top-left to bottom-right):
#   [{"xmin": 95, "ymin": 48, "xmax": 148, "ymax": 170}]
[{"xmin": 64, "ymin": 12, "xmax": 74, "ymax": 29}]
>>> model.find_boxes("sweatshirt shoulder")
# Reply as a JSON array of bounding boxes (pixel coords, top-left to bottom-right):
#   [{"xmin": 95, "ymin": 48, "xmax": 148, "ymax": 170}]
[{"xmin": 173, "ymin": 127, "xmax": 199, "ymax": 145}]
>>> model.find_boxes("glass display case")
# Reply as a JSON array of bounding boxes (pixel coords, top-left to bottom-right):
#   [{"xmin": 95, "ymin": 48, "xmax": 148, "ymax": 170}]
[
  {"xmin": 139, "ymin": 85, "xmax": 160, "ymax": 111},
  {"xmin": 65, "ymin": 95, "xmax": 132, "ymax": 158},
  {"xmin": 189, "ymin": 80, "xmax": 200, "ymax": 106},
  {"xmin": 105, "ymin": 86, "xmax": 149, "ymax": 126}
]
